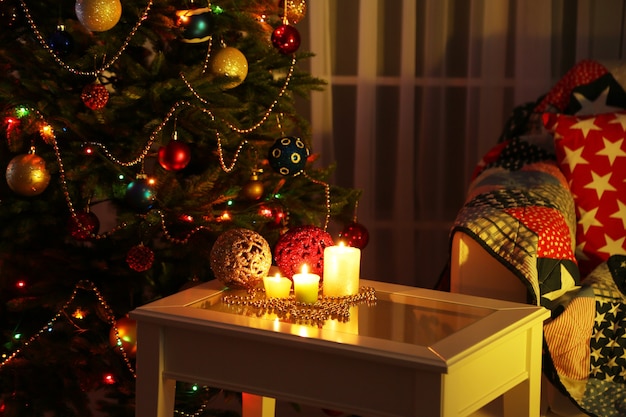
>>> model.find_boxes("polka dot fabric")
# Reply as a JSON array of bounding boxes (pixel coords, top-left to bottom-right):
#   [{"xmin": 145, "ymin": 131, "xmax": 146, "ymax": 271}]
[
  {"xmin": 535, "ymin": 59, "xmax": 609, "ymax": 113},
  {"xmin": 472, "ymin": 136, "xmax": 555, "ymax": 180},
  {"xmin": 505, "ymin": 206, "xmax": 576, "ymax": 261}
]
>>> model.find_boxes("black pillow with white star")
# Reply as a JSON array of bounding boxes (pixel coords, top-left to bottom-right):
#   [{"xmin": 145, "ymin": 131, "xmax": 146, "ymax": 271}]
[{"xmin": 564, "ymin": 73, "xmax": 626, "ymax": 115}]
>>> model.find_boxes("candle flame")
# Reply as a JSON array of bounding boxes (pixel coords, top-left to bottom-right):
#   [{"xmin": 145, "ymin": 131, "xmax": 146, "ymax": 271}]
[
  {"xmin": 338, "ymin": 241, "xmax": 345, "ymax": 247},
  {"xmin": 301, "ymin": 264, "xmax": 308, "ymax": 274}
]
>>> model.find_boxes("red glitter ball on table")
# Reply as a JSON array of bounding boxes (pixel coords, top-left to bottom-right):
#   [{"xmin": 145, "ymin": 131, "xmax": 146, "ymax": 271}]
[
  {"xmin": 274, "ymin": 225, "xmax": 334, "ymax": 279},
  {"xmin": 339, "ymin": 222, "xmax": 369, "ymax": 249}
]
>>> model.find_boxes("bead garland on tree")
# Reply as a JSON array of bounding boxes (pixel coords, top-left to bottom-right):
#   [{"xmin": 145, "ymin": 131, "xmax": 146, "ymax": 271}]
[
  {"xmin": 1, "ymin": 0, "xmax": 362, "ymax": 332},
  {"xmin": 0, "ymin": 0, "xmax": 366, "ymax": 414}
]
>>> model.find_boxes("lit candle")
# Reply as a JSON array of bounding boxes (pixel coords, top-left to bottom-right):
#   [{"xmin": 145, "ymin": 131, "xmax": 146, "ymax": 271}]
[
  {"xmin": 292, "ymin": 264, "xmax": 320, "ymax": 304},
  {"xmin": 323, "ymin": 242, "xmax": 361, "ymax": 297},
  {"xmin": 263, "ymin": 273, "xmax": 292, "ymax": 299}
]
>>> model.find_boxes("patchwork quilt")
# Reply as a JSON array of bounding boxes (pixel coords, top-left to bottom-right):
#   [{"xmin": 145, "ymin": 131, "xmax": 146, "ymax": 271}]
[
  {"xmin": 452, "ymin": 133, "xmax": 580, "ymax": 307},
  {"xmin": 448, "ymin": 59, "xmax": 626, "ymax": 416}
]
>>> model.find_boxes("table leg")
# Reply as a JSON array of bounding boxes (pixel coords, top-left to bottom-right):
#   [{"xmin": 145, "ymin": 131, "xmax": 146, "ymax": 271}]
[
  {"xmin": 241, "ymin": 393, "xmax": 276, "ymax": 417},
  {"xmin": 135, "ymin": 321, "xmax": 176, "ymax": 417},
  {"xmin": 502, "ymin": 323, "xmax": 544, "ymax": 417}
]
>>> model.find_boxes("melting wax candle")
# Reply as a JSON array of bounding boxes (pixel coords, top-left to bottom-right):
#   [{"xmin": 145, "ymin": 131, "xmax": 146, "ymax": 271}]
[
  {"xmin": 323, "ymin": 242, "xmax": 361, "ymax": 297},
  {"xmin": 292, "ymin": 264, "xmax": 320, "ymax": 304},
  {"xmin": 263, "ymin": 273, "xmax": 292, "ymax": 299}
]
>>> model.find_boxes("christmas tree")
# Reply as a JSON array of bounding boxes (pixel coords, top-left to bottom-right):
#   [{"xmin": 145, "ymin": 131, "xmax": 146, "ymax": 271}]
[{"xmin": 0, "ymin": 0, "xmax": 361, "ymax": 415}]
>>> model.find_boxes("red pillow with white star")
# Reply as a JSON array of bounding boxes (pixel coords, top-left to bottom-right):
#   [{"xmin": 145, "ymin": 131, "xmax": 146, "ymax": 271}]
[{"xmin": 544, "ymin": 111, "xmax": 626, "ymax": 276}]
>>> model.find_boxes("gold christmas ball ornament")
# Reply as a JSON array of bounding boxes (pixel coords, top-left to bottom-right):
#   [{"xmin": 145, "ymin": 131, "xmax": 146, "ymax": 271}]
[
  {"xmin": 210, "ymin": 228, "xmax": 272, "ymax": 289},
  {"xmin": 209, "ymin": 46, "xmax": 249, "ymax": 89},
  {"xmin": 242, "ymin": 170, "xmax": 264, "ymax": 201},
  {"xmin": 75, "ymin": 0, "xmax": 122, "ymax": 32},
  {"xmin": 6, "ymin": 153, "xmax": 51, "ymax": 197}
]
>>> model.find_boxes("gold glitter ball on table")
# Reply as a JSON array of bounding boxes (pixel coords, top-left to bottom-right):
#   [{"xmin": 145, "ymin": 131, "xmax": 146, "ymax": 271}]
[
  {"xmin": 209, "ymin": 46, "xmax": 249, "ymax": 89},
  {"xmin": 75, "ymin": 0, "xmax": 122, "ymax": 32},
  {"xmin": 210, "ymin": 228, "xmax": 272, "ymax": 289},
  {"xmin": 5, "ymin": 153, "xmax": 51, "ymax": 196}
]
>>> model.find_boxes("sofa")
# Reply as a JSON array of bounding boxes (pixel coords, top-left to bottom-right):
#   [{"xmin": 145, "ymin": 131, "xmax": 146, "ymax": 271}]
[{"xmin": 444, "ymin": 59, "xmax": 626, "ymax": 417}]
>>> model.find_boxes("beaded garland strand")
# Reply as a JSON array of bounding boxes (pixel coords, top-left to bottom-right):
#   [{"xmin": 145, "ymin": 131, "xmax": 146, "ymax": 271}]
[
  {"xmin": 221, "ymin": 286, "xmax": 377, "ymax": 327},
  {"xmin": 0, "ymin": 280, "xmax": 135, "ymax": 375},
  {"xmin": 20, "ymin": 0, "xmax": 154, "ymax": 77},
  {"xmin": 2, "ymin": 1, "xmax": 339, "ymax": 415},
  {"xmin": 17, "ymin": 0, "xmax": 333, "ymax": 238}
]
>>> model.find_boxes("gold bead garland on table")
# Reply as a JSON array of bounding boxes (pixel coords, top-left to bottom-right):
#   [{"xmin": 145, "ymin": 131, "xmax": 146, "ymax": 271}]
[{"xmin": 221, "ymin": 286, "xmax": 377, "ymax": 327}]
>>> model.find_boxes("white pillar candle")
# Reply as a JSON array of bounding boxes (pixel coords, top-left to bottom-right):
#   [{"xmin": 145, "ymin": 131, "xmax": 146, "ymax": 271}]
[
  {"xmin": 323, "ymin": 243, "xmax": 361, "ymax": 297},
  {"xmin": 292, "ymin": 264, "xmax": 320, "ymax": 304},
  {"xmin": 263, "ymin": 273, "xmax": 292, "ymax": 299}
]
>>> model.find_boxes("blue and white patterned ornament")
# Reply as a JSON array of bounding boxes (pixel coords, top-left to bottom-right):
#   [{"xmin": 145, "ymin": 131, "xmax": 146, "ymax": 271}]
[{"xmin": 268, "ymin": 136, "xmax": 309, "ymax": 176}]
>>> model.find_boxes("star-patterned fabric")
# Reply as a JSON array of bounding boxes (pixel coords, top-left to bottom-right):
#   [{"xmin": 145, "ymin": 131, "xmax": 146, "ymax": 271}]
[
  {"xmin": 443, "ymin": 59, "xmax": 626, "ymax": 417},
  {"xmin": 546, "ymin": 111, "xmax": 626, "ymax": 276},
  {"xmin": 543, "ymin": 255, "xmax": 626, "ymax": 417}
]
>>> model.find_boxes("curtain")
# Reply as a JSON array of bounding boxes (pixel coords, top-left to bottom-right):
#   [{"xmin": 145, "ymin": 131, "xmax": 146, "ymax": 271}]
[{"xmin": 299, "ymin": 0, "xmax": 626, "ymax": 288}]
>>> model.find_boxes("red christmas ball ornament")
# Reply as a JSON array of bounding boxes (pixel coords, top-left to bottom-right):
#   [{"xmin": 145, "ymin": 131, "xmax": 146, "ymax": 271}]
[
  {"xmin": 271, "ymin": 24, "xmax": 301, "ymax": 54},
  {"xmin": 109, "ymin": 316, "xmax": 137, "ymax": 357},
  {"xmin": 81, "ymin": 82, "xmax": 109, "ymax": 110},
  {"xmin": 274, "ymin": 225, "xmax": 334, "ymax": 279},
  {"xmin": 339, "ymin": 222, "xmax": 369, "ymax": 249},
  {"xmin": 68, "ymin": 210, "xmax": 100, "ymax": 240},
  {"xmin": 158, "ymin": 139, "xmax": 191, "ymax": 171},
  {"xmin": 126, "ymin": 244, "xmax": 154, "ymax": 272}
]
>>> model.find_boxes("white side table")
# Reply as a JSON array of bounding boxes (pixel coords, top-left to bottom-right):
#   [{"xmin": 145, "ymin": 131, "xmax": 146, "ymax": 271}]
[{"xmin": 131, "ymin": 279, "xmax": 549, "ymax": 417}]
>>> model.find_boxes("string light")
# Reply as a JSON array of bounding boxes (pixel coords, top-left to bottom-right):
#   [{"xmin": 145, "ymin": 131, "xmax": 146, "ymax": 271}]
[
  {"xmin": 15, "ymin": 106, "xmax": 30, "ymax": 118},
  {"xmin": 6, "ymin": 1, "xmax": 342, "ymax": 266},
  {"xmin": 1, "ymin": 2, "xmax": 342, "ymax": 416},
  {"xmin": 72, "ymin": 308, "xmax": 86, "ymax": 320},
  {"xmin": 0, "ymin": 280, "xmax": 135, "ymax": 376},
  {"xmin": 103, "ymin": 373, "xmax": 116, "ymax": 385}
]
